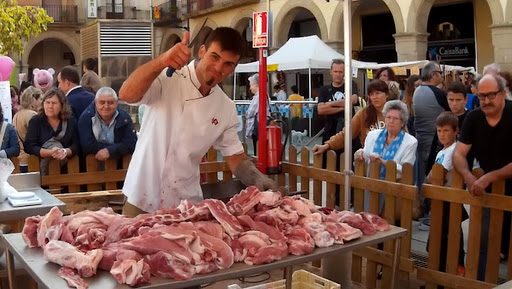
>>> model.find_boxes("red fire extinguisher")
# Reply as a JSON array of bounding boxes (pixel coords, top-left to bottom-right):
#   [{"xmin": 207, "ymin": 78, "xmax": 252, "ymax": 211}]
[{"xmin": 267, "ymin": 120, "xmax": 283, "ymax": 174}]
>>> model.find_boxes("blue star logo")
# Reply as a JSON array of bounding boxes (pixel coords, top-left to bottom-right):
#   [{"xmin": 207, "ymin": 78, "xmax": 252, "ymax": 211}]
[{"xmin": 429, "ymin": 48, "xmax": 438, "ymax": 56}]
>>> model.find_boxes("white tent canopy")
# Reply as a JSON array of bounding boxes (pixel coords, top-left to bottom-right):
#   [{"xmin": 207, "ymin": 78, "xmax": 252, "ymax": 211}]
[{"xmin": 235, "ymin": 35, "xmax": 373, "ymax": 73}]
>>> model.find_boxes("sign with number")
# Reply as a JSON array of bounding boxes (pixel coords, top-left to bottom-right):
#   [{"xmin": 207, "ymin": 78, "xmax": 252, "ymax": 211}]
[{"xmin": 253, "ymin": 11, "xmax": 268, "ymax": 48}]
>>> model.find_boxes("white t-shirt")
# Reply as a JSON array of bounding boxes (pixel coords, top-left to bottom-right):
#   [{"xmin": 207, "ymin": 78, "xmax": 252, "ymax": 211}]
[
  {"xmin": 435, "ymin": 142, "xmax": 456, "ymax": 186},
  {"xmin": 122, "ymin": 61, "xmax": 244, "ymax": 212},
  {"xmin": 276, "ymin": 90, "xmax": 287, "ymax": 101}
]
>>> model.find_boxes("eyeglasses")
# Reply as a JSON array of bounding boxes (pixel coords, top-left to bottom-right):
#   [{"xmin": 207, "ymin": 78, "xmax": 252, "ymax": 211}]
[
  {"xmin": 433, "ymin": 70, "xmax": 444, "ymax": 75},
  {"xmin": 477, "ymin": 90, "xmax": 502, "ymax": 101},
  {"xmin": 385, "ymin": 116, "xmax": 402, "ymax": 122}
]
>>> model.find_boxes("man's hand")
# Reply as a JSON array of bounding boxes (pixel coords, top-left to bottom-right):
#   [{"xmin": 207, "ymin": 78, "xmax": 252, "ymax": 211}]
[
  {"xmin": 95, "ymin": 148, "xmax": 110, "ymax": 161},
  {"xmin": 162, "ymin": 31, "xmax": 191, "ymax": 71},
  {"xmin": 469, "ymin": 173, "xmax": 492, "ymax": 197},
  {"xmin": 351, "ymin": 94, "xmax": 358, "ymax": 105},
  {"xmin": 313, "ymin": 144, "xmax": 330, "ymax": 155},
  {"xmin": 254, "ymin": 176, "xmax": 278, "ymax": 191}
]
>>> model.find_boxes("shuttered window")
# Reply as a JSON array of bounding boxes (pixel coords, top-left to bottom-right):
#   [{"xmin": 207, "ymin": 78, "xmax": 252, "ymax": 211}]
[{"xmin": 100, "ymin": 23, "xmax": 152, "ymax": 56}]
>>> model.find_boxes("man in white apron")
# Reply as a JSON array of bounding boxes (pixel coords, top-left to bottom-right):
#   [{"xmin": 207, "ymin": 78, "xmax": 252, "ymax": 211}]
[{"xmin": 119, "ymin": 27, "xmax": 277, "ymax": 217}]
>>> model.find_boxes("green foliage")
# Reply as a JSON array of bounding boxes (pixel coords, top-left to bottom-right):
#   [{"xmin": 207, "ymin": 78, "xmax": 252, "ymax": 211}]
[{"xmin": 0, "ymin": 0, "xmax": 54, "ymax": 55}]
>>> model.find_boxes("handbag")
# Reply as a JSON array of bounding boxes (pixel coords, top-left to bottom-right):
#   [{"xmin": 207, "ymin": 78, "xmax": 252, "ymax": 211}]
[{"xmin": 40, "ymin": 121, "xmax": 67, "ymax": 175}]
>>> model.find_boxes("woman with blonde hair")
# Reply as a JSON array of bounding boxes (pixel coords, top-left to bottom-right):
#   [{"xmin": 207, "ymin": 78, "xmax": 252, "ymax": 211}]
[{"xmin": 13, "ymin": 86, "xmax": 43, "ymax": 172}]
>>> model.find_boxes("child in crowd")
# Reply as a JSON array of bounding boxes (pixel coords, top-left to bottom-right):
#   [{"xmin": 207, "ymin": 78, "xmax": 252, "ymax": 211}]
[{"xmin": 425, "ymin": 111, "xmax": 466, "ymax": 277}]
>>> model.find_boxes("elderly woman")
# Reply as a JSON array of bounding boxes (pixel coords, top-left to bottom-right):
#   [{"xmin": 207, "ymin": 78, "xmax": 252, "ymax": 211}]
[
  {"xmin": 13, "ymin": 86, "xmax": 43, "ymax": 172},
  {"xmin": 245, "ymin": 74, "xmax": 269, "ymax": 156},
  {"xmin": 355, "ymin": 100, "xmax": 417, "ymax": 214},
  {"xmin": 355, "ymin": 100, "xmax": 417, "ymax": 179},
  {"xmin": 313, "ymin": 79, "xmax": 390, "ymax": 155},
  {"xmin": 24, "ymin": 88, "xmax": 79, "ymax": 174}
]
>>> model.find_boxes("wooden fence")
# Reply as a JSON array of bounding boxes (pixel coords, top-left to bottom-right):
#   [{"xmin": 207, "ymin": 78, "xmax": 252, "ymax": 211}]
[
  {"xmin": 277, "ymin": 146, "xmax": 418, "ymax": 288},
  {"xmin": 15, "ymin": 146, "xmax": 512, "ymax": 288},
  {"xmin": 418, "ymin": 164, "xmax": 512, "ymax": 288}
]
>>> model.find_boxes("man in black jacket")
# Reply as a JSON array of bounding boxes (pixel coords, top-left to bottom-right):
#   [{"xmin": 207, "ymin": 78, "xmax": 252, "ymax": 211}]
[{"xmin": 78, "ymin": 87, "xmax": 137, "ymax": 161}]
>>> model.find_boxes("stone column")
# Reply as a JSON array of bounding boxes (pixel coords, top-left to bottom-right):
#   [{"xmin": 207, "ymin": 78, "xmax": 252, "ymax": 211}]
[
  {"xmin": 393, "ymin": 32, "xmax": 429, "ymax": 62},
  {"xmin": 491, "ymin": 24, "xmax": 512, "ymax": 72}
]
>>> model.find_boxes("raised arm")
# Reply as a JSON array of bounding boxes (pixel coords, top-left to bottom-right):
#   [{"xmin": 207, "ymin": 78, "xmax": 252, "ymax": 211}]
[{"xmin": 119, "ymin": 32, "xmax": 191, "ymax": 103}]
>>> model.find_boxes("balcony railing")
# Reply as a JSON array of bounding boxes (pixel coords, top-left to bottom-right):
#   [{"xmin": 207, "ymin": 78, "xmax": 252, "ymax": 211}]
[
  {"xmin": 185, "ymin": 0, "xmax": 259, "ymax": 16},
  {"xmin": 43, "ymin": 5, "xmax": 78, "ymax": 23},
  {"xmin": 153, "ymin": 1, "xmax": 182, "ymax": 27},
  {"xmin": 97, "ymin": 6, "xmax": 151, "ymax": 20}
]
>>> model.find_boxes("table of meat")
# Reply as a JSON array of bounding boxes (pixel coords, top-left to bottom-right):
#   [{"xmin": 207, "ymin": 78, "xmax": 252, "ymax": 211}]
[{"xmin": 2, "ymin": 227, "xmax": 406, "ymax": 289}]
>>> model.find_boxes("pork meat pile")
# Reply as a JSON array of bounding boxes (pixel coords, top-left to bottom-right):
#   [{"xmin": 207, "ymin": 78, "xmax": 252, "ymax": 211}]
[{"xmin": 22, "ymin": 186, "xmax": 390, "ymax": 288}]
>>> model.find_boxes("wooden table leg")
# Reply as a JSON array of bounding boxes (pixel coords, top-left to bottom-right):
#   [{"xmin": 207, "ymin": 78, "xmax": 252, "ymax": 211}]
[
  {"xmin": 390, "ymin": 237, "xmax": 401, "ymax": 289},
  {"xmin": 284, "ymin": 266, "xmax": 293, "ymax": 289},
  {"xmin": 6, "ymin": 248, "xmax": 17, "ymax": 289}
]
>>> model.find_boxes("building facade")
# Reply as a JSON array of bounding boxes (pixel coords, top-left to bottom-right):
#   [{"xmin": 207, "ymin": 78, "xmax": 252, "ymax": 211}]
[{"xmin": 12, "ymin": 0, "xmax": 512, "ymax": 91}]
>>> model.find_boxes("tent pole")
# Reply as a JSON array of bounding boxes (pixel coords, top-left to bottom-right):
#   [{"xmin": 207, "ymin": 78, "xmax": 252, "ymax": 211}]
[
  {"xmin": 323, "ymin": 1, "xmax": 353, "ymax": 288},
  {"xmin": 308, "ymin": 67, "xmax": 312, "ymax": 137},
  {"xmin": 233, "ymin": 72, "xmax": 237, "ymax": 100}
]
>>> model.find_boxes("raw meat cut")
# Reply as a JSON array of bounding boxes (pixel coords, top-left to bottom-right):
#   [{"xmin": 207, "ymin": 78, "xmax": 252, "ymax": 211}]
[
  {"xmin": 237, "ymin": 215, "xmax": 286, "ymax": 242},
  {"xmin": 285, "ymin": 227, "xmax": 315, "ymax": 256},
  {"xmin": 226, "ymin": 186, "xmax": 263, "ymax": 216},
  {"xmin": 202, "ymin": 199, "xmax": 243, "ymax": 238},
  {"xmin": 110, "ymin": 258, "xmax": 151, "ymax": 286},
  {"xmin": 327, "ymin": 211, "xmax": 376, "ymax": 235},
  {"xmin": 44, "ymin": 240, "xmax": 103, "ymax": 278},
  {"xmin": 57, "ymin": 267, "xmax": 88, "ymax": 289},
  {"xmin": 359, "ymin": 212, "xmax": 391, "ymax": 231},
  {"xmin": 37, "ymin": 206, "xmax": 63, "ymax": 248},
  {"xmin": 22, "ymin": 215, "xmax": 42, "ymax": 247}
]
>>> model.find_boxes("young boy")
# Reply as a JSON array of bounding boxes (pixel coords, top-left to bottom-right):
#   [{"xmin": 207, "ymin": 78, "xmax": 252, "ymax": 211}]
[
  {"xmin": 447, "ymin": 81, "xmax": 469, "ymax": 129},
  {"xmin": 426, "ymin": 111, "xmax": 466, "ymax": 277}
]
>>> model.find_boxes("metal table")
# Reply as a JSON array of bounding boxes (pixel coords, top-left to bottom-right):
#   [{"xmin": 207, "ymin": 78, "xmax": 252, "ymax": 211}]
[
  {"xmin": 2, "ymin": 226, "xmax": 406, "ymax": 289},
  {"xmin": 0, "ymin": 172, "xmax": 65, "ymax": 222}
]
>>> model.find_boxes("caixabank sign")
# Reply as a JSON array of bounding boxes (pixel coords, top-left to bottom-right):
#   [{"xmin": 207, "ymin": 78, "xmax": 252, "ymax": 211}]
[{"xmin": 427, "ymin": 41, "xmax": 476, "ymax": 62}]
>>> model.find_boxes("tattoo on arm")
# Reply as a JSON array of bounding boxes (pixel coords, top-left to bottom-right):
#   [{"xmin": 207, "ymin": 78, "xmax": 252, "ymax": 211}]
[{"xmin": 234, "ymin": 159, "xmax": 265, "ymax": 186}]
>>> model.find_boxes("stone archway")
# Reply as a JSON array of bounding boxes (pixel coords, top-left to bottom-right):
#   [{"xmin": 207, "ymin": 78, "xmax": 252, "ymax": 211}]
[
  {"xmin": 272, "ymin": 0, "xmax": 327, "ymax": 47},
  {"xmin": 160, "ymin": 31, "xmax": 184, "ymax": 55},
  {"xmin": 330, "ymin": 0, "xmax": 404, "ymax": 43},
  {"xmin": 23, "ymin": 31, "xmax": 80, "ymax": 73},
  {"xmin": 231, "ymin": 9, "xmax": 254, "ymax": 33},
  {"xmin": 410, "ymin": 0, "xmax": 503, "ymax": 33},
  {"xmin": 230, "ymin": 10, "xmax": 258, "ymax": 62}
]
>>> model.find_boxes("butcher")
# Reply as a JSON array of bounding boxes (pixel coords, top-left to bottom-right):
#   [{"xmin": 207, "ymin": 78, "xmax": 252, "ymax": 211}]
[{"xmin": 119, "ymin": 27, "xmax": 277, "ymax": 217}]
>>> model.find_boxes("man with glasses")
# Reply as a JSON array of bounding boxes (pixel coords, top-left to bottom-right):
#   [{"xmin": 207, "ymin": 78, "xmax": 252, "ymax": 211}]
[
  {"xmin": 119, "ymin": 27, "xmax": 277, "ymax": 217},
  {"xmin": 453, "ymin": 73, "xmax": 512, "ymax": 280},
  {"xmin": 413, "ymin": 61, "xmax": 450, "ymax": 228}
]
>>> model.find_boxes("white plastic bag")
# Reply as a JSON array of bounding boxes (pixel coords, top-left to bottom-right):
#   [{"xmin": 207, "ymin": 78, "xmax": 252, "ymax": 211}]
[{"xmin": 0, "ymin": 159, "xmax": 17, "ymax": 202}]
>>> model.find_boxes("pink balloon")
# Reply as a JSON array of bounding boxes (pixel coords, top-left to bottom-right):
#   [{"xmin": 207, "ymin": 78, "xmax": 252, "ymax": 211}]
[{"xmin": 0, "ymin": 56, "xmax": 15, "ymax": 81}]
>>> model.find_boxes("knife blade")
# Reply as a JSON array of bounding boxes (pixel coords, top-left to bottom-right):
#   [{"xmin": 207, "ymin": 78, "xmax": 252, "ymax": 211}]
[{"xmin": 166, "ymin": 17, "xmax": 208, "ymax": 77}]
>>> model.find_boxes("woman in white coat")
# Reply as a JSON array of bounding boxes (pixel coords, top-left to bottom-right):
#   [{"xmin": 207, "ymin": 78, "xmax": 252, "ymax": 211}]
[{"xmin": 355, "ymin": 100, "xmax": 418, "ymax": 213}]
